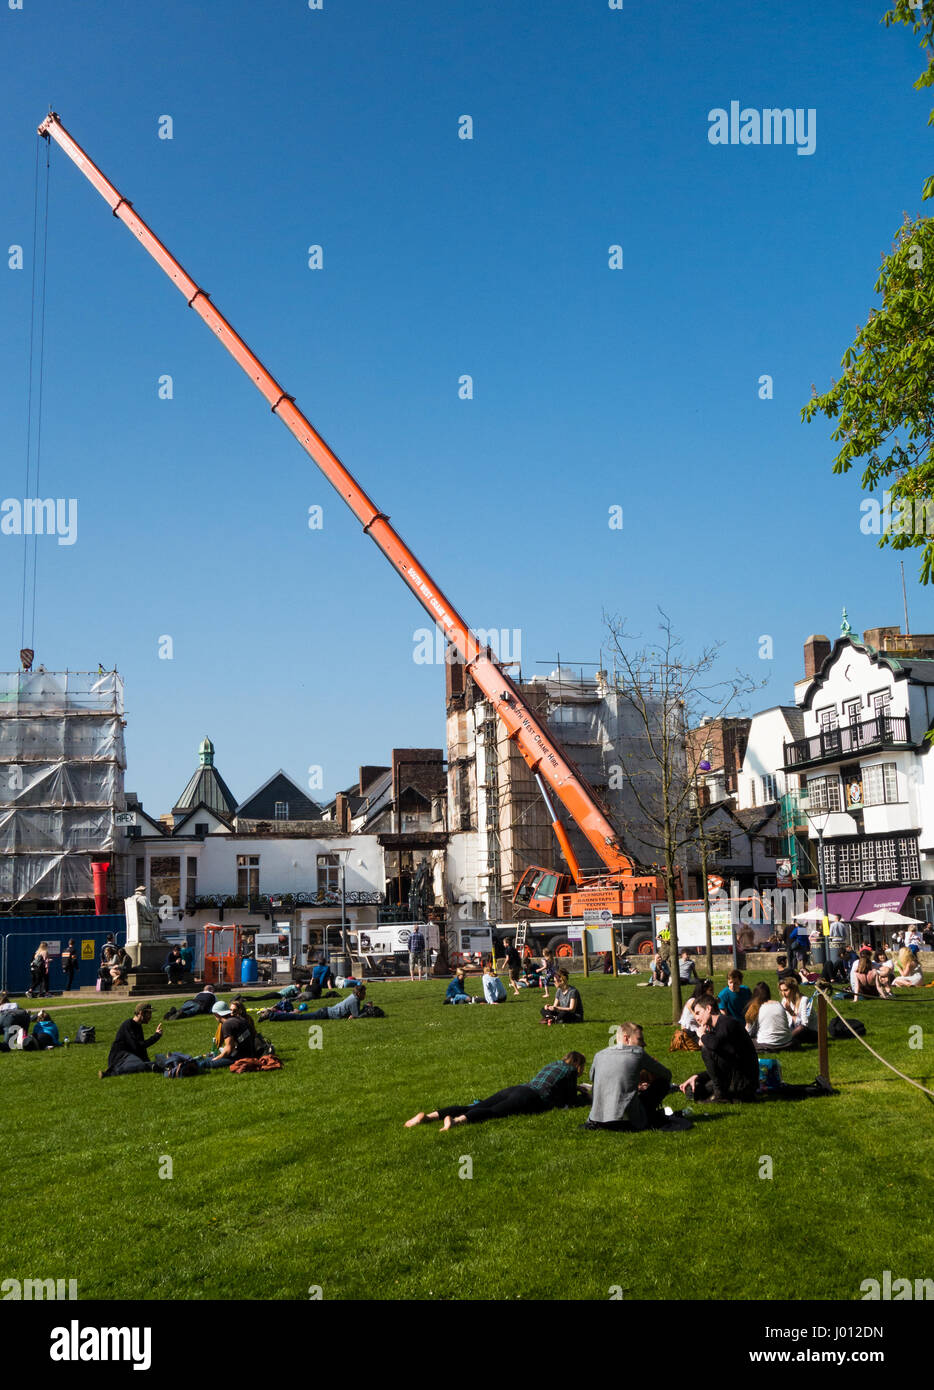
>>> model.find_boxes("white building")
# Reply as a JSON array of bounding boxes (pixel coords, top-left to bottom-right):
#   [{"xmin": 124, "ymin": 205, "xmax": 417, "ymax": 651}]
[{"xmin": 783, "ymin": 630, "xmax": 934, "ymax": 922}]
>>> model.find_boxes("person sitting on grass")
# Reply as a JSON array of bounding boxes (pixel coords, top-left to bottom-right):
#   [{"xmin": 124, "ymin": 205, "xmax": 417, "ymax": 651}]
[
  {"xmin": 680, "ymin": 994, "xmax": 760, "ymax": 1103},
  {"xmin": 164, "ymin": 984, "xmax": 217, "ymax": 1020},
  {"xmin": 517, "ymin": 957, "xmax": 540, "ymax": 989},
  {"xmin": 585, "ymin": 1023, "xmax": 672, "ymax": 1131},
  {"xmin": 892, "ymin": 947, "xmax": 924, "ymax": 990},
  {"xmin": 776, "ymin": 954, "xmax": 803, "ymax": 986},
  {"xmin": 677, "ymin": 950, "xmax": 699, "ymax": 985},
  {"xmin": 649, "ymin": 953, "xmax": 670, "ymax": 987},
  {"xmin": 851, "ymin": 949, "xmax": 883, "ymax": 1001},
  {"xmin": 540, "ymin": 970, "xmax": 583, "ymax": 1024},
  {"xmin": 260, "ymin": 985, "xmax": 369, "ymax": 1021},
  {"xmin": 444, "ymin": 969, "xmax": 476, "ymax": 1005},
  {"xmin": 31, "ymin": 1010, "xmax": 61, "ymax": 1048},
  {"xmin": 718, "ymin": 969, "xmax": 752, "ymax": 1021},
  {"xmin": 404, "ymin": 1051, "xmax": 588, "ymax": 1130},
  {"xmin": 199, "ymin": 998, "xmax": 257, "ymax": 1070},
  {"xmin": 745, "ymin": 981, "xmax": 793, "ymax": 1052},
  {"xmin": 778, "ymin": 977, "xmax": 817, "ymax": 1045},
  {"xmin": 482, "ymin": 964, "xmax": 507, "ymax": 1004},
  {"xmin": 99, "ymin": 1003, "xmax": 163, "ymax": 1078}
]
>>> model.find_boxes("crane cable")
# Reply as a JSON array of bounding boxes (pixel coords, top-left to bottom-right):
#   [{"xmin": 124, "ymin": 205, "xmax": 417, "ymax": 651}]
[{"xmin": 20, "ymin": 135, "xmax": 51, "ymax": 654}]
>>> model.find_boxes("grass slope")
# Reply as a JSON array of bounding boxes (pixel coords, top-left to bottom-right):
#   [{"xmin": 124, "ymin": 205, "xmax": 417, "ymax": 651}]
[{"xmin": 2, "ymin": 975, "xmax": 932, "ymax": 1301}]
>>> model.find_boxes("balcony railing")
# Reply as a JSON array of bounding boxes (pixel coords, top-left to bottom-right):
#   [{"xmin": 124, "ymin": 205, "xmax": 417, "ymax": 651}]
[
  {"xmin": 783, "ymin": 715, "xmax": 910, "ymax": 769},
  {"xmin": 188, "ymin": 889, "xmax": 383, "ymax": 912}
]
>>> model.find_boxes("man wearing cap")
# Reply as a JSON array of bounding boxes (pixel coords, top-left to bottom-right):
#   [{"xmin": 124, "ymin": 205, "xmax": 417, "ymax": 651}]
[
  {"xmin": 99, "ymin": 1002, "xmax": 163, "ymax": 1077},
  {"xmin": 200, "ymin": 998, "xmax": 256, "ymax": 1069}
]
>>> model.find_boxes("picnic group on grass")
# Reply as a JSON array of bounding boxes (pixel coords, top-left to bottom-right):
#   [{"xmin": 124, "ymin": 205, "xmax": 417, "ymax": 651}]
[{"xmin": 2, "ymin": 932, "xmax": 927, "ymax": 1114}]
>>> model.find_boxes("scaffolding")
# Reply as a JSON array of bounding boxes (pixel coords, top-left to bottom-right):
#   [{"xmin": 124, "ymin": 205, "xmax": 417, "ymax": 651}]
[{"xmin": 0, "ymin": 670, "xmax": 126, "ymax": 909}]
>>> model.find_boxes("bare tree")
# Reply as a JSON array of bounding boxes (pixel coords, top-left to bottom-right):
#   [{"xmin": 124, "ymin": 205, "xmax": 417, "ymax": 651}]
[{"xmin": 604, "ymin": 611, "xmax": 763, "ymax": 1021}]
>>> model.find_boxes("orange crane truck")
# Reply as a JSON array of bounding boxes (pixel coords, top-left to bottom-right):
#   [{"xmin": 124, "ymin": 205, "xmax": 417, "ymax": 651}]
[{"xmin": 37, "ymin": 112, "xmax": 667, "ymax": 959}]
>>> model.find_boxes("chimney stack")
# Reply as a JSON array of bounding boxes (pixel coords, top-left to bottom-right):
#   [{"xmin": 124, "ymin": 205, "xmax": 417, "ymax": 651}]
[{"xmin": 803, "ymin": 634, "xmax": 832, "ymax": 679}]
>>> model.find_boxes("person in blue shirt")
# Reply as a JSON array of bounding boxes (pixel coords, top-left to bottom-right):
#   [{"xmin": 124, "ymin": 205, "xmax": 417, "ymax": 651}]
[
  {"xmin": 717, "ymin": 969, "xmax": 752, "ymax": 1022},
  {"xmin": 482, "ymin": 965, "xmax": 507, "ymax": 1003},
  {"xmin": 31, "ymin": 1010, "xmax": 61, "ymax": 1047},
  {"xmin": 444, "ymin": 969, "xmax": 476, "ymax": 1004}
]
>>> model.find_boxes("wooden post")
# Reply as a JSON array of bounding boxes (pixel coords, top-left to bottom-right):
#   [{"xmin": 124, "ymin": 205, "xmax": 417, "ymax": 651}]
[
  {"xmin": 817, "ymin": 989, "xmax": 830, "ymax": 1085},
  {"xmin": 611, "ymin": 925, "xmax": 618, "ymax": 977},
  {"xmin": 582, "ymin": 930, "xmax": 590, "ymax": 978}
]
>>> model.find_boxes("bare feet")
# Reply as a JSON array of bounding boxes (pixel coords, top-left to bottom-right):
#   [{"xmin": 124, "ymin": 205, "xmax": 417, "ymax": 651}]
[
  {"xmin": 404, "ymin": 1112, "xmax": 426, "ymax": 1128},
  {"xmin": 440, "ymin": 1115, "xmax": 453, "ymax": 1132}
]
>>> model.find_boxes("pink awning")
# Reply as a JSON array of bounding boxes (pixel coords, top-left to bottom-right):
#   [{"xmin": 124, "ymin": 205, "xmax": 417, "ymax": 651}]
[
  {"xmin": 826, "ymin": 891, "xmax": 863, "ymax": 921},
  {"xmin": 853, "ymin": 886, "xmax": 911, "ymax": 916}
]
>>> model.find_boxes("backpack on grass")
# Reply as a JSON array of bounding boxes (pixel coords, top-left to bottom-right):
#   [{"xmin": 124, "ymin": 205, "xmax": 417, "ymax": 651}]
[
  {"xmin": 74, "ymin": 1024, "xmax": 96, "ymax": 1045},
  {"xmin": 360, "ymin": 1003, "xmax": 385, "ymax": 1019},
  {"xmin": 829, "ymin": 1016, "xmax": 866, "ymax": 1039}
]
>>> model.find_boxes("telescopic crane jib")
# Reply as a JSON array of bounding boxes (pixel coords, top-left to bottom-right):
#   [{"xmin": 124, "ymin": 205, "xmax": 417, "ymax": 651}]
[{"xmin": 37, "ymin": 110, "xmax": 666, "ymax": 925}]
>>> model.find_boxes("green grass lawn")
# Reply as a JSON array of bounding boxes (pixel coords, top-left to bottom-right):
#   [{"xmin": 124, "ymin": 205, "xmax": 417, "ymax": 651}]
[{"xmin": 2, "ymin": 974, "xmax": 932, "ymax": 1301}]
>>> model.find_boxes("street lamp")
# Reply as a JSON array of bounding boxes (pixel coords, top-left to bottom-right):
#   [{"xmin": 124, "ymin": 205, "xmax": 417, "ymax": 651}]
[
  {"xmin": 337, "ymin": 847, "xmax": 352, "ymax": 958},
  {"xmin": 804, "ymin": 804, "xmax": 832, "ymax": 967}
]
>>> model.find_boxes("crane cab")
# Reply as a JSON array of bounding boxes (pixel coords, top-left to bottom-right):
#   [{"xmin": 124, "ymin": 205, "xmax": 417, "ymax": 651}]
[{"xmin": 514, "ymin": 867, "xmax": 570, "ymax": 916}]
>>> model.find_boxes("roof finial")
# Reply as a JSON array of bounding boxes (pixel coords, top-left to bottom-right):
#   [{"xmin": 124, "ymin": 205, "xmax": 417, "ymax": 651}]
[
  {"xmin": 840, "ymin": 607, "xmax": 853, "ymax": 638},
  {"xmin": 199, "ymin": 735, "xmax": 215, "ymax": 767}
]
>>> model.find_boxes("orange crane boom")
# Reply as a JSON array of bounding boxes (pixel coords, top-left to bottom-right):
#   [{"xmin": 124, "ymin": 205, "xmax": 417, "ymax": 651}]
[{"xmin": 37, "ymin": 111, "xmax": 663, "ymax": 919}]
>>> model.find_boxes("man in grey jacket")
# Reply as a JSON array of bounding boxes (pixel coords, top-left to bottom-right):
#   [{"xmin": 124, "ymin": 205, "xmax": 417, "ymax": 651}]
[{"xmin": 585, "ymin": 1022, "xmax": 671, "ymax": 1130}]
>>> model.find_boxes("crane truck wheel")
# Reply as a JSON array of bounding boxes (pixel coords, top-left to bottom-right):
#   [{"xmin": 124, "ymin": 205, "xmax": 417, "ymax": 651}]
[
  {"xmin": 628, "ymin": 933, "xmax": 655, "ymax": 956},
  {"xmin": 551, "ymin": 939, "xmax": 574, "ymax": 959}
]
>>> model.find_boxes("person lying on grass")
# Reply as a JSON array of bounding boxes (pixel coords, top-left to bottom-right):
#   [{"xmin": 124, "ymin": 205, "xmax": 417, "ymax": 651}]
[
  {"xmin": 164, "ymin": 984, "xmax": 216, "ymax": 1020},
  {"xmin": 540, "ymin": 970, "xmax": 583, "ymax": 1024},
  {"xmin": 258, "ymin": 985, "xmax": 367, "ymax": 1022},
  {"xmin": 404, "ymin": 1051, "xmax": 588, "ymax": 1131}
]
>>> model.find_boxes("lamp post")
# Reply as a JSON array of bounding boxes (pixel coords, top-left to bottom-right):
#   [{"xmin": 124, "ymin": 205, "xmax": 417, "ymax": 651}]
[{"xmin": 804, "ymin": 806, "xmax": 831, "ymax": 967}]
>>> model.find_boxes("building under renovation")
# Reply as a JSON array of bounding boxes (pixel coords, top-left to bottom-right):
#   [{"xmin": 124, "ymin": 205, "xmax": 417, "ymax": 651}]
[
  {"xmin": 0, "ymin": 669, "xmax": 127, "ymax": 914},
  {"xmin": 445, "ymin": 661, "xmax": 674, "ymax": 922}
]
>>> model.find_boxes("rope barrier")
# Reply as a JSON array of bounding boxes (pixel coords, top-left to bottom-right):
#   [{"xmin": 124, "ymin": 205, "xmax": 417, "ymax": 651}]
[{"xmin": 816, "ymin": 984, "xmax": 934, "ymax": 1100}]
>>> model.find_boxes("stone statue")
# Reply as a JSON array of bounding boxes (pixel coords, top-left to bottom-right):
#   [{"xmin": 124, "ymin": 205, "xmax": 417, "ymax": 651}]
[{"xmin": 124, "ymin": 885, "xmax": 163, "ymax": 946}]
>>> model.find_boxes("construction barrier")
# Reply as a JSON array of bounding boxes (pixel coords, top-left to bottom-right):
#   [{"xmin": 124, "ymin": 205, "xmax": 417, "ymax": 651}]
[{"xmin": 1, "ymin": 915, "xmax": 126, "ymax": 994}]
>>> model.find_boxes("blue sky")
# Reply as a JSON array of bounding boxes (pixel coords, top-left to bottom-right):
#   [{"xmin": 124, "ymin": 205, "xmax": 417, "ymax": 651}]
[{"xmin": 2, "ymin": 0, "xmax": 932, "ymax": 815}]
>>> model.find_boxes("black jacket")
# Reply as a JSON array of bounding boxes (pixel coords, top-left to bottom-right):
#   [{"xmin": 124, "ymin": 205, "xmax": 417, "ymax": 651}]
[
  {"xmin": 106, "ymin": 1018, "xmax": 159, "ymax": 1069},
  {"xmin": 701, "ymin": 1012, "xmax": 759, "ymax": 1086}
]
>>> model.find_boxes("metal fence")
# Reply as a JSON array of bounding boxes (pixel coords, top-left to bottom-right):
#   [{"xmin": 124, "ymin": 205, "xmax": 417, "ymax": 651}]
[{"xmin": 1, "ymin": 915, "xmax": 126, "ymax": 994}]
